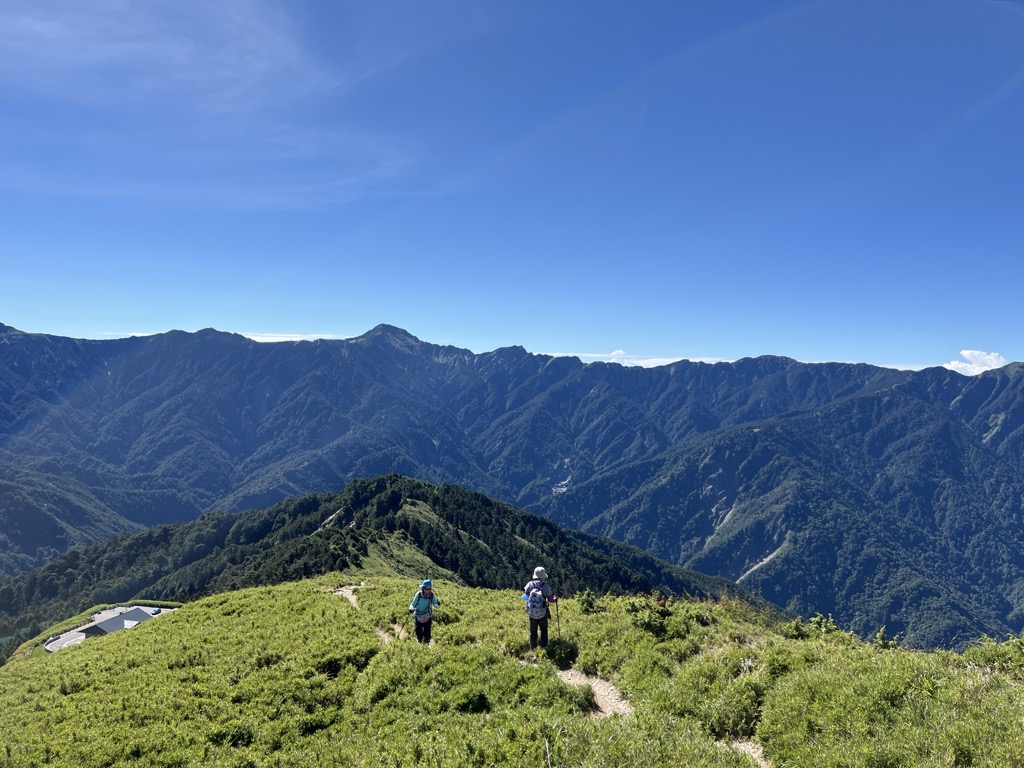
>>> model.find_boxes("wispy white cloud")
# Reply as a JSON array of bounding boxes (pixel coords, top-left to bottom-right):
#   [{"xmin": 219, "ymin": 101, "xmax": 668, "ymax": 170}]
[
  {"xmin": 919, "ymin": 67, "xmax": 1024, "ymax": 159},
  {"xmin": 0, "ymin": 132, "xmax": 414, "ymax": 209},
  {"xmin": 100, "ymin": 331, "xmax": 160, "ymax": 339},
  {"xmin": 543, "ymin": 350, "xmax": 725, "ymax": 368},
  {"xmin": 101, "ymin": 330, "xmax": 353, "ymax": 343},
  {"xmin": 944, "ymin": 349, "xmax": 1007, "ymax": 375},
  {"xmin": 0, "ymin": 1, "xmax": 319, "ymax": 112},
  {"xmin": 244, "ymin": 333, "xmax": 351, "ymax": 344},
  {"xmin": 608, "ymin": 350, "xmax": 690, "ymax": 368},
  {"xmin": 0, "ymin": 2, "xmax": 428, "ymax": 207}
]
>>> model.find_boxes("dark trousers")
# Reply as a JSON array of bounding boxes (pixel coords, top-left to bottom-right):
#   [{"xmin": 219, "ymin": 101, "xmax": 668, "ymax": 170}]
[
  {"xmin": 415, "ymin": 618, "xmax": 432, "ymax": 644},
  {"xmin": 529, "ymin": 616, "xmax": 549, "ymax": 649}
]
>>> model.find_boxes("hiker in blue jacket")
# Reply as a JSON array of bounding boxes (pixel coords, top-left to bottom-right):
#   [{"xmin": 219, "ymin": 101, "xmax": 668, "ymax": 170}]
[
  {"xmin": 523, "ymin": 566, "xmax": 557, "ymax": 650},
  {"xmin": 408, "ymin": 579, "xmax": 440, "ymax": 644}
]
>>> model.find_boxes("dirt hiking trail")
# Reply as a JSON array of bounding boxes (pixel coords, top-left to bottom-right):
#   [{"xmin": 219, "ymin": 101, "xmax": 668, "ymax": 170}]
[
  {"xmin": 335, "ymin": 583, "xmax": 408, "ymax": 642},
  {"xmin": 732, "ymin": 740, "xmax": 772, "ymax": 767},
  {"xmin": 552, "ymin": 666, "xmax": 633, "ymax": 718},
  {"xmin": 334, "ymin": 584, "xmax": 631, "ymax": 717},
  {"xmin": 332, "ymin": 583, "xmax": 773, "ymax": 763}
]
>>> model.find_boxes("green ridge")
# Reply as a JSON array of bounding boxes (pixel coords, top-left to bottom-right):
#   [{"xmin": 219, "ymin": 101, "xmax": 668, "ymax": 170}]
[
  {"xmin": 1, "ymin": 474, "xmax": 750, "ymax": 665},
  {"xmin": 3, "ymin": 576, "xmax": 1024, "ymax": 767}
]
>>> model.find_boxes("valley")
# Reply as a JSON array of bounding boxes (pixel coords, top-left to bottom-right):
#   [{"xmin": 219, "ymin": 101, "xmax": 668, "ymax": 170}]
[{"xmin": 2, "ymin": 324, "xmax": 1024, "ymax": 648}]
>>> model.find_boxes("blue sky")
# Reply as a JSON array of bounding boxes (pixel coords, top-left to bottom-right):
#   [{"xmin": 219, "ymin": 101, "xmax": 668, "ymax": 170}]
[{"xmin": 2, "ymin": 1, "xmax": 1023, "ymax": 374}]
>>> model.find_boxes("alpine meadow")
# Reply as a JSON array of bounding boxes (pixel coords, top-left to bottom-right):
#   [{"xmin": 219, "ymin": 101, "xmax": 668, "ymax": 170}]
[{"xmin": 4, "ymin": 476, "xmax": 1024, "ymax": 767}]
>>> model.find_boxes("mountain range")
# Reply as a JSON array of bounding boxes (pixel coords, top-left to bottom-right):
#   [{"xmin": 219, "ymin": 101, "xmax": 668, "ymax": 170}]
[{"xmin": 2, "ymin": 321, "xmax": 1023, "ymax": 648}]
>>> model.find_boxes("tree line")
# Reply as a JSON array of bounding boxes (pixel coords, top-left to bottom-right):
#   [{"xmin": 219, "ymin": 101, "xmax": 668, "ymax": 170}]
[{"xmin": 0, "ymin": 474, "xmax": 748, "ymax": 664}]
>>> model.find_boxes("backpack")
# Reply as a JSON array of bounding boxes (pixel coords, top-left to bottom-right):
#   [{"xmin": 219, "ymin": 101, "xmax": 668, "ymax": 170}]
[
  {"xmin": 526, "ymin": 585, "xmax": 548, "ymax": 620},
  {"xmin": 413, "ymin": 591, "xmax": 433, "ymax": 622}
]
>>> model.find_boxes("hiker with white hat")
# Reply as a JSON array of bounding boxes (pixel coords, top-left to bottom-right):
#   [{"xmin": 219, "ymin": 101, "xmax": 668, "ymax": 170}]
[{"xmin": 522, "ymin": 566, "xmax": 557, "ymax": 650}]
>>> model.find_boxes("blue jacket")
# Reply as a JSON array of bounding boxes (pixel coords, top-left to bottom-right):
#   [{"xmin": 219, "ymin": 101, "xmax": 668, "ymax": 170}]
[{"xmin": 409, "ymin": 590, "xmax": 440, "ymax": 620}]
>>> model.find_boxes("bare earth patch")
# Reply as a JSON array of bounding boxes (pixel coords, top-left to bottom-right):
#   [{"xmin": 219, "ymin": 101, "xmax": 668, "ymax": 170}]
[
  {"xmin": 335, "ymin": 584, "xmax": 361, "ymax": 608},
  {"xmin": 731, "ymin": 739, "xmax": 772, "ymax": 767},
  {"xmin": 555, "ymin": 668, "xmax": 633, "ymax": 718},
  {"xmin": 375, "ymin": 623, "xmax": 410, "ymax": 644}
]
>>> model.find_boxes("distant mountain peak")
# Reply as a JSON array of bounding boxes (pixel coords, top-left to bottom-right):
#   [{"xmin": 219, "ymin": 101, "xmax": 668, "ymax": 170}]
[
  {"xmin": 355, "ymin": 324, "xmax": 427, "ymax": 354},
  {"xmin": 3, "ymin": 324, "xmax": 1024, "ymax": 649},
  {"xmin": 363, "ymin": 324, "xmax": 420, "ymax": 341}
]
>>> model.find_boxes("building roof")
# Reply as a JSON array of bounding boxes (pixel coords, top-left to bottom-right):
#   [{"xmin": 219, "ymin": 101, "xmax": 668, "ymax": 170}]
[{"xmin": 81, "ymin": 607, "xmax": 155, "ymax": 636}]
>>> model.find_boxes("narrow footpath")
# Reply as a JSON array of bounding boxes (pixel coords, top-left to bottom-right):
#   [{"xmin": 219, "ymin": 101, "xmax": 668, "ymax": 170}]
[
  {"xmin": 732, "ymin": 740, "xmax": 772, "ymax": 768},
  {"xmin": 335, "ymin": 583, "xmax": 410, "ymax": 642},
  {"xmin": 333, "ymin": 584, "xmax": 772, "ymax": 765},
  {"xmin": 333, "ymin": 584, "xmax": 631, "ymax": 719},
  {"xmin": 551, "ymin": 667, "xmax": 632, "ymax": 718}
]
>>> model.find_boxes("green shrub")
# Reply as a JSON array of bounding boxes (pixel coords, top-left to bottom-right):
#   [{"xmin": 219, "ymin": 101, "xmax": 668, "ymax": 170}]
[
  {"xmin": 777, "ymin": 617, "xmax": 810, "ymax": 639},
  {"xmin": 576, "ymin": 588, "xmax": 601, "ymax": 615},
  {"xmin": 5, "ymin": 577, "xmax": 1024, "ymax": 767},
  {"xmin": 961, "ymin": 634, "xmax": 1024, "ymax": 674}
]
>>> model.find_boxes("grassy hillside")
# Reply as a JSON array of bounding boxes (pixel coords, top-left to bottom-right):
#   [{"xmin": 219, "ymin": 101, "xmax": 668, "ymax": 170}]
[
  {"xmin": 3, "ymin": 575, "xmax": 1024, "ymax": 767},
  {"xmin": 1, "ymin": 474, "xmax": 751, "ymax": 666}
]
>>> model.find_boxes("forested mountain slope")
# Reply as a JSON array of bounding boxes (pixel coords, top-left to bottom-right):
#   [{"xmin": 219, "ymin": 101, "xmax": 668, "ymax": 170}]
[
  {"xmin": 0, "ymin": 474, "xmax": 747, "ymax": 664},
  {"xmin": 2, "ymin": 323, "xmax": 1023, "ymax": 647},
  {"xmin": 538, "ymin": 377, "xmax": 1024, "ymax": 648}
]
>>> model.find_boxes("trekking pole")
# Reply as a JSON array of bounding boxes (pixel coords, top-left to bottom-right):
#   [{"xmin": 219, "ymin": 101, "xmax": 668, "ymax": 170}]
[
  {"xmin": 400, "ymin": 610, "xmax": 411, "ymax": 640},
  {"xmin": 553, "ymin": 579, "xmax": 560, "ymax": 640}
]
